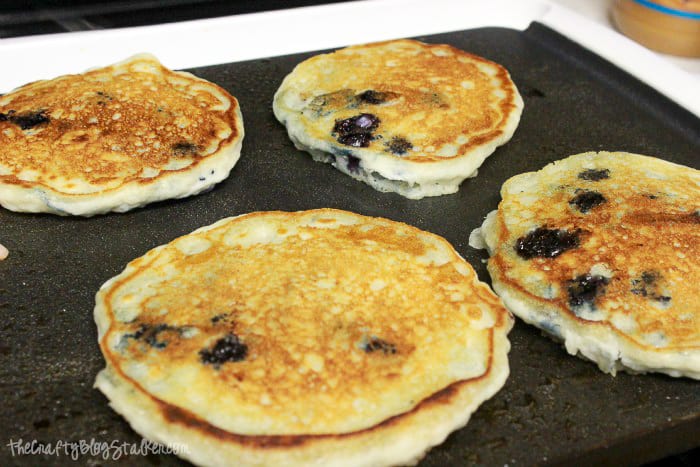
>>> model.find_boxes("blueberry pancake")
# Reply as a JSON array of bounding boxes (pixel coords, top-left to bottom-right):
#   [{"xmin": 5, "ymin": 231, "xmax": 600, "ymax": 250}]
[
  {"xmin": 0, "ymin": 54, "xmax": 244, "ymax": 216},
  {"xmin": 273, "ymin": 39, "xmax": 523, "ymax": 199},
  {"xmin": 470, "ymin": 151, "xmax": 699, "ymax": 378},
  {"xmin": 95, "ymin": 209, "xmax": 513, "ymax": 467}
]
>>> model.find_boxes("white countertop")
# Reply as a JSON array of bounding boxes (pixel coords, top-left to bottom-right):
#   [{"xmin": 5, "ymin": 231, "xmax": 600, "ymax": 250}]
[{"xmin": 0, "ymin": 0, "xmax": 698, "ymax": 115}]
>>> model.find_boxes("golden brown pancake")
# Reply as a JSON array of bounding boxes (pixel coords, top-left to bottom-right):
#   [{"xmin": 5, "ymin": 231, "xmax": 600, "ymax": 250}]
[
  {"xmin": 95, "ymin": 209, "xmax": 513, "ymax": 466},
  {"xmin": 0, "ymin": 54, "xmax": 243, "ymax": 216},
  {"xmin": 273, "ymin": 39, "xmax": 523, "ymax": 199},
  {"xmin": 471, "ymin": 151, "xmax": 700, "ymax": 378}
]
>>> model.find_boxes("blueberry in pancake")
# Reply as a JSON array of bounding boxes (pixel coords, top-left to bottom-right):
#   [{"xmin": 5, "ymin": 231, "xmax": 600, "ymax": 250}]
[
  {"xmin": 95, "ymin": 208, "xmax": 514, "ymax": 466},
  {"xmin": 470, "ymin": 151, "xmax": 700, "ymax": 378},
  {"xmin": 273, "ymin": 39, "xmax": 523, "ymax": 199}
]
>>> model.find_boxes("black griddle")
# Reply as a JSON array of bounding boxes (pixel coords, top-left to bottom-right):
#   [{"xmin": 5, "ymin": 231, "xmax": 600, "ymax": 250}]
[{"xmin": 1, "ymin": 23, "xmax": 698, "ymax": 466}]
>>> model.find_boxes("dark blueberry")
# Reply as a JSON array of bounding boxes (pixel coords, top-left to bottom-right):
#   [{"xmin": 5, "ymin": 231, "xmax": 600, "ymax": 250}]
[
  {"xmin": 172, "ymin": 142, "xmax": 199, "ymax": 156},
  {"xmin": 211, "ymin": 314, "xmax": 228, "ymax": 323},
  {"xmin": 386, "ymin": 136, "xmax": 412, "ymax": 155},
  {"xmin": 515, "ymin": 227, "xmax": 581, "ymax": 259},
  {"xmin": 567, "ymin": 274, "xmax": 609, "ymax": 310},
  {"xmin": 346, "ymin": 154, "xmax": 361, "ymax": 173},
  {"xmin": 333, "ymin": 113, "xmax": 380, "ymax": 135},
  {"xmin": 8, "ymin": 110, "xmax": 50, "ymax": 130},
  {"xmin": 337, "ymin": 133, "xmax": 373, "ymax": 148},
  {"xmin": 631, "ymin": 271, "xmax": 658, "ymax": 296},
  {"xmin": 0, "ymin": 112, "xmax": 7, "ymax": 122},
  {"xmin": 363, "ymin": 337, "xmax": 396, "ymax": 355},
  {"xmin": 122, "ymin": 325, "xmax": 148, "ymax": 342},
  {"xmin": 332, "ymin": 113, "xmax": 381, "ymax": 147},
  {"xmin": 569, "ymin": 190, "xmax": 606, "ymax": 213},
  {"xmin": 121, "ymin": 324, "xmax": 177, "ymax": 349},
  {"xmin": 631, "ymin": 271, "xmax": 671, "ymax": 303},
  {"xmin": 577, "ymin": 168, "xmax": 610, "ymax": 181},
  {"xmin": 200, "ymin": 334, "xmax": 248, "ymax": 365},
  {"xmin": 641, "ymin": 271, "xmax": 658, "ymax": 284},
  {"xmin": 645, "ymin": 194, "xmax": 658, "ymax": 200},
  {"xmin": 143, "ymin": 324, "xmax": 175, "ymax": 349}
]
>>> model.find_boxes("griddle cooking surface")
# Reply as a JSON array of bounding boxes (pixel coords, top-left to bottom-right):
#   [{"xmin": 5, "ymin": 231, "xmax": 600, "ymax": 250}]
[{"xmin": 1, "ymin": 24, "xmax": 698, "ymax": 466}]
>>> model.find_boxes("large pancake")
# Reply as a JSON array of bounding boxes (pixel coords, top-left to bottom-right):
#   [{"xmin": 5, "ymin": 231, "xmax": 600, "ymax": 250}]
[
  {"xmin": 0, "ymin": 54, "xmax": 244, "ymax": 216},
  {"xmin": 95, "ymin": 208, "xmax": 513, "ymax": 466},
  {"xmin": 273, "ymin": 39, "xmax": 523, "ymax": 199},
  {"xmin": 470, "ymin": 151, "xmax": 699, "ymax": 378}
]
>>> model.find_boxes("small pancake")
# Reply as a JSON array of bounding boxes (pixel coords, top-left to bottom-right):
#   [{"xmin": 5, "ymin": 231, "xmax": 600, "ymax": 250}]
[
  {"xmin": 95, "ymin": 208, "xmax": 513, "ymax": 466},
  {"xmin": 0, "ymin": 54, "xmax": 244, "ymax": 216},
  {"xmin": 273, "ymin": 39, "xmax": 523, "ymax": 199},
  {"xmin": 470, "ymin": 151, "xmax": 699, "ymax": 378}
]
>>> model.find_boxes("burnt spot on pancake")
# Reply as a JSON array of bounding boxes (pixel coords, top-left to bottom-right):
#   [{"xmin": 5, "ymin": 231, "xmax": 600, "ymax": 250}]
[
  {"xmin": 578, "ymin": 168, "xmax": 610, "ymax": 181},
  {"xmin": 172, "ymin": 142, "xmax": 199, "ymax": 156},
  {"xmin": 121, "ymin": 323, "xmax": 180, "ymax": 349},
  {"xmin": 569, "ymin": 190, "xmax": 606, "ymax": 213},
  {"xmin": 355, "ymin": 90, "xmax": 399, "ymax": 105},
  {"xmin": 357, "ymin": 90, "xmax": 386, "ymax": 104},
  {"xmin": 567, "ymin": 274, "xmax": 610, "ymax": 311},
  {"xmin": 1, "ymin": 110, "xmax": 50, "ymax": 130},
  {"xmin": 386, "ymin": 136, "xmax": 412, "ymax": 155},
  {"xmin": 631, "ymin": 271, "xmax": 671, "ymax": 303},
  {"xmin": 333, "ymin": 113, "xmax": 380, "ymax": 148},
  {"xmin": 363, "ymin": 337, "xmax": 397, "ymax": 355},
  {"xmin": 200, "ymin": 333, "xmax": 248, "ymax": 366},
  {"xmin": 515, "ymin": 227, "xmax": 581, "ymax": 259}
]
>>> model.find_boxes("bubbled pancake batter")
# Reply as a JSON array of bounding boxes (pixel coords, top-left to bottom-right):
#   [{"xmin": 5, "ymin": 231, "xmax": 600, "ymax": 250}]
[
  {"xmin": 97, "ymin": 209, "xmax": 511, "ymax": 436},
  {"xmin": 0, "ymin": 54, "xmax": 243, "ymax": 215}
]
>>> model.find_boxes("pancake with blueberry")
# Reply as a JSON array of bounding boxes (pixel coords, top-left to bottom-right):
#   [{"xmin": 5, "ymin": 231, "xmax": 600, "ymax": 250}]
[
  {"xmin": 95, "ymin": 208, "xmax": 513, "ymax": 467},
  {"xmin": 470, "ymin": 151, "xmax": 700, "ymax": 378},
  {"xmin": 273, "ymin": 39, "xmax": 523, "ymax": 199},
  {"xmin": 0, "ymin": 54, "xmax": 243, "ymax": 216}
]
